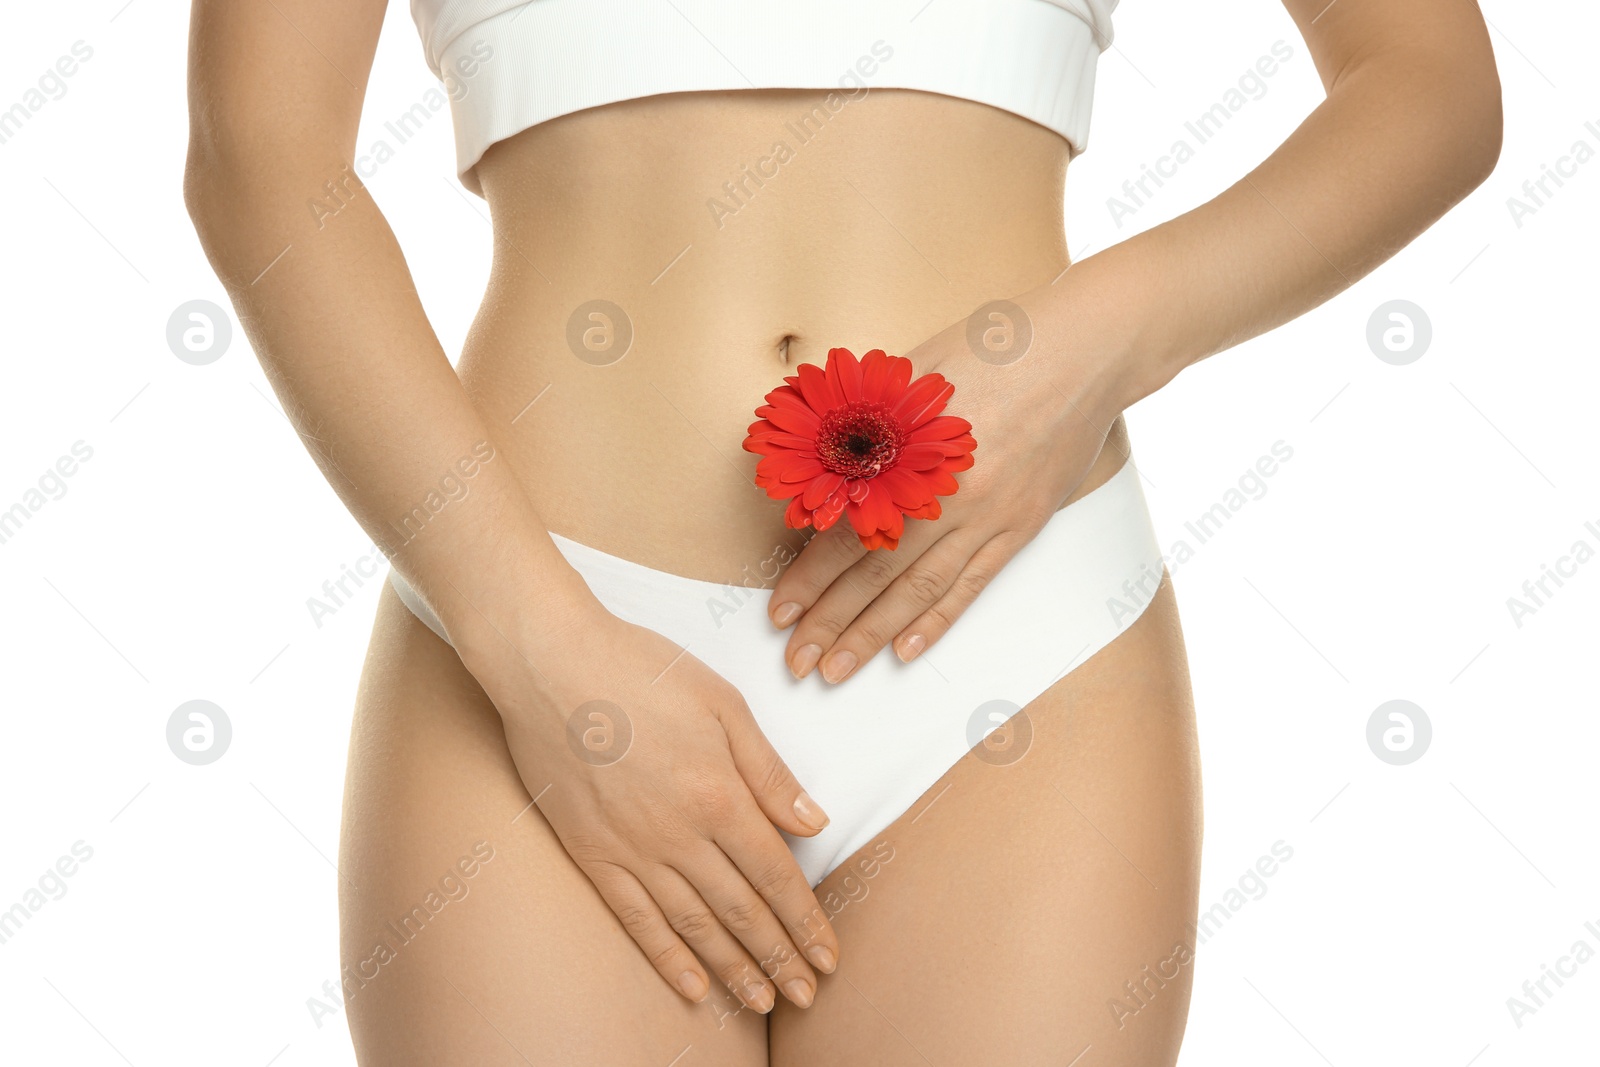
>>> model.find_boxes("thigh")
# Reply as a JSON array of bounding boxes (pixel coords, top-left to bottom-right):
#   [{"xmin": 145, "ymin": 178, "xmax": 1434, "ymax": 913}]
[
  {"xmin": 770, "ymin": 574, "xmax": 1202, "ymax": 1067},
  {"xmin": 337, "ymin": 582, "xmax": 769, "ymax": 1067}
]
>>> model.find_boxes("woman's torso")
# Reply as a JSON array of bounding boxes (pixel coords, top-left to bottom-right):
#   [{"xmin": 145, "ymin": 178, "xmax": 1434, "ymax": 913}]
[{"xmin": 460, "ymin": 87, "xmax": 1126, "ymax": 583}]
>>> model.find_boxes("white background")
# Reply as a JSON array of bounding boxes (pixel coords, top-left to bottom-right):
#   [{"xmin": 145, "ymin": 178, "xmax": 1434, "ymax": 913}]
[{"xmin": 1, "ymin": 1, "xmax": 1595, "ymax": 1064}]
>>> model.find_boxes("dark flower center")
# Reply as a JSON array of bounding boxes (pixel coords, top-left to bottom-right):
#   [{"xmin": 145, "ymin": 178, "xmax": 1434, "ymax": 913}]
[{"xmin": 816, "ymin": 402, "xmax": 903, "ymax": 478}]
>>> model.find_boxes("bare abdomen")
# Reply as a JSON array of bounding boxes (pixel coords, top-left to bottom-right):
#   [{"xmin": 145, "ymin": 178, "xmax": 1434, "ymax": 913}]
[{"xmin": 459, "ymin": 88, "xmax": 1103, "ymax": 582}]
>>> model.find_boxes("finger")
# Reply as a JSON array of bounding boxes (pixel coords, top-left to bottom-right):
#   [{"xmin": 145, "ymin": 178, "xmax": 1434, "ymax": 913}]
[
  {"xmin": 580, "ymin": 857, "xmax": 714, "ymax": 1005},
  {"xmin": 639, "ymin": 863, "xmax": 781, "ymax": 1013},
  {"xmin": 780, "ymin": 525, "xmax": 926, "ymax": 679},
  {"xmin": 812, "ymin": 532, "xmax": 979, "ymax": 681},
  {"xmin": 709, "ymin": 796, "xmax": 840, "ymax": 979},
  {"xmin": 766, "ymin": 520, "xmax": 867, "ymax": 632},
  {"xmin": 715, "ymin": 692, "xmax": 832, "ymax": 837},
  {"xmin": 894, "ymin": 536, "xmax": 1020, "ymax": 661},
  {"xmin": 679, "ymin": 837, "xmax": 822, "ymax": 1010},
  {"xmin": 786, "ymin": 527, "xmax": 961, "ymax": 682}
]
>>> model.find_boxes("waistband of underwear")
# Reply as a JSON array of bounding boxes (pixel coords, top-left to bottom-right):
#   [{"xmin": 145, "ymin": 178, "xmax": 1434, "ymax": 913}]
[{"xmin": 388, "ymin": 454, "xmax": 1162, "ymax": 649}]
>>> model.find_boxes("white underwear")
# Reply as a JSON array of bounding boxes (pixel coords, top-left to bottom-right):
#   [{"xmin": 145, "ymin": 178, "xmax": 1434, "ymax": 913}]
[{"xmin": 388, "ymin": 455, "xmax": 1164, "ymax": 887}]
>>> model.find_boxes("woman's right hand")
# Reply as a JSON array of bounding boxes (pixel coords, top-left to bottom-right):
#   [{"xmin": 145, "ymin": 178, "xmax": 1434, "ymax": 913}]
[{"xmin": 463, "ymin": 600, "xmax": 841, "ymax": 1012}]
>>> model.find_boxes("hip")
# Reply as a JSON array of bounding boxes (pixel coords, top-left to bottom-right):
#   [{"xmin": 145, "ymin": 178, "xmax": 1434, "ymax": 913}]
[{"xmin": 388, "ymin": 452, "xmax": 1169, "ymax": 884}]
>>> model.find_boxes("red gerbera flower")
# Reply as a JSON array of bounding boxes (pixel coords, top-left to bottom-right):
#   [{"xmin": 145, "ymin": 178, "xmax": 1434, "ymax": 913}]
[{"xmin": 742, "ymin": 347, "xmax": 977, "ymax": 550}]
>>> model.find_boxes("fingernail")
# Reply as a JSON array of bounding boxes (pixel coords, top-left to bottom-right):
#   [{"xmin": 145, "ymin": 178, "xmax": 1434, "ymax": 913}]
[
  {"xmin": 783, "ymin": 978, "xmax": 814, "ymax": 1009},
  {"xmin": 772, "ymin": 601, "xmax": 802, "ymax": 628},
  {"xmin": 746, "ymin": 982, "xmax": 775, "ymax": 1013},
  {"xmin": 805, "ymin": 944, "xmax": 836, "ymax": 973},
  {"xmin": 677, "ymin": 970, "xmax": 707, "ymax": 1001},
  {"xmin": 793, "ymin": 790, "xmax": 830, "ymax": 830},
  {"xmin": 897, "ymin": 633, "xmax": 926, "ymax": 662},
  {"xmin": 821, "ymin": 650, "xmax": 857, "ymax": 684},
  {"xmin": 792, "ymin": 644, "xmax": 822, "ymax": 679}
]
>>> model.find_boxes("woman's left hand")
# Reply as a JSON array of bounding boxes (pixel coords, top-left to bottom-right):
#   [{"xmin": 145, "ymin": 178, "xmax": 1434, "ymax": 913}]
[{"xmin": 768, "ymin": 293, "xmax": 1132, "ymax": 683}]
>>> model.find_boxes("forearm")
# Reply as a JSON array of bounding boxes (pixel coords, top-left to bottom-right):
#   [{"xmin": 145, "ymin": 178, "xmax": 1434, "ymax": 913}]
[
  {"xmin": 1050, "ymin": 25, "xmax": 1502, "ymax": 414},
  {"xmin": 185, "ymin": 151, "xmax": 601, "ymax": 668}
]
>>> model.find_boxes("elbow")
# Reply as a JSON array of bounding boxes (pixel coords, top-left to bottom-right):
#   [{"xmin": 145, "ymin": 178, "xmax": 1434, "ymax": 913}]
[
  {"xmin": 182, "ymin": 114, "xmax": 287, "ymax": 248},
  {"xmin": 1392, "ymin": 70, "xmax": 1504, "ymax": 216},
  {"xmin": 1348, "ymin": 43, "xmax": 1504, "ymax": 207},
  {"xmin": 1455, "ymin": 73, "xmax": 1504, "ymax": 193},
  {"xmin": 183, "ymin": 137, "xmax": 235, "ymax": 254},
  {"xmin": 182, "ymin": 132, "xmax": 297, "ymax": 267},
  {"xmin": 1424, "ymin": 49, "xmax": 1504, "ymax": 199},
  {"xmin": 184, "ymin": 126, "xmax": 354, "ymax": 256},
  {"xmin": 182, "ymin": 154, "xmax": 212, "ymax": 244},
  {"xmin": 182, "ymin": 95, "xmax": 260, "ymax": 239},
  {"xmin": 183, "ymin": 99, "xmax": 226, "ymax": 239},
  {"xmin": 183, "ymin": 140, "xmax": 282, "ymax": 288},
  {"xmin": 183, "ymin": 131, "xmax": 268, "ymax": 256}
]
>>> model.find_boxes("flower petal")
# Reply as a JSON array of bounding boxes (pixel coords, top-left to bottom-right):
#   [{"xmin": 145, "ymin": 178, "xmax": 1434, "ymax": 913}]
[
  {"xmin": 846, "ymin": 479, "xmax": 900, "ymax": 536},
  {"xmin": 907, "ymin": 415, "xmax": 973, "ymax": 442},
  {"xmin": 922, "ymin": 467, "xmax": 959, "ymax": 495},
  {"xmin": 777, "ymin": 455, "xmax": 824, "ymax": 482},
  {"xmin": 742, "ymin": 424, "xmax": 817, "ymax": 453},
  {"xmin": 892, "ymin": 374, "xmax": 954, "ymax": 430},
  {"xmin": 908, "ymin": 434, "xmax": 977, "ymax": 458},
  {"xmin": 813, "ymin": 492, "xmax": 847, "ymax": 531},
  {"xmin": 827, "ymin": 347, "xmax": 865, "ymax": 403},
  {"xmin": 875, "ymin": 466, "xmax": 936, "ymax": 509},
  {"xmin": 756, "ymin": 451, "xmax": 821, "ymax": 486},
  {"xmin": 745, "ymin": 436, "xmax": 816, "ymax": 455},
  {"xmin": 898, "ymin": 442, "xmax": 952, "ymax": 470},
  {"xmin": 757, "ymin": 394, "xmax": 822, "ymax": 436},
  {"xmin": 802, "ymin": 472, "xmax": 846, "ymax": 509},
  {"xmin": 796, "ymin": 360, "xmax": 841, "ymax": 414},
  {"xmin": 860, "ymin": 349, "xmax": 892, "ymax": 403}
]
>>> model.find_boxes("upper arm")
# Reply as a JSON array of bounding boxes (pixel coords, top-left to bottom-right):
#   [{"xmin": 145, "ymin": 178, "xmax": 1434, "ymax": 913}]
[
  {"xmin": 1280, "ymin": 0, "xmax": 1500, "ymax": 99},
  {"xmin": 185, "ymin": 0, "xmax": 389, "ymax": 174},
  {"xmin": 1279, "ymin": 0, "xmax": 1502, "ymax": 166}
]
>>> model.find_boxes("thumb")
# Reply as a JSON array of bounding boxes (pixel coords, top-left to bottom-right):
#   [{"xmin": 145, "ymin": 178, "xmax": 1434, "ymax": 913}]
[{"xmin": 717, "ymin": 698, "xmax": 831, "ymax": 837}]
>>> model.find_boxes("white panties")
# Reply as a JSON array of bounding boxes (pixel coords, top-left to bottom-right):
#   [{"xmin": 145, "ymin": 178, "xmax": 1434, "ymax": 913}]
[{"xmin": 388, "ymin": 455, "xmax": 1165, "ymax": 887}]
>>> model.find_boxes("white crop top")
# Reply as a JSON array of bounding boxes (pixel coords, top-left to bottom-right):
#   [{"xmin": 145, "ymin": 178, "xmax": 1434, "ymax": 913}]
[{"xmin": 410, "ymin": 0, "xmax": 1118, "ymax": 195}]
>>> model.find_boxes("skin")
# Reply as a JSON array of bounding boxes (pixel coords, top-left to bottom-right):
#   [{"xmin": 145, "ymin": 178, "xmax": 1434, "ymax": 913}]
[
  {"xmin": 184, "ymin": 0, "xmax": 1500, "ymax": 1061},
  {"xmin": 339, "ymin": 553, "xmax": 1197, "ymax": 1065},
  {"xmin": 771, "ymin": 2, "xmax": 1505, "ymax": 685}
]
